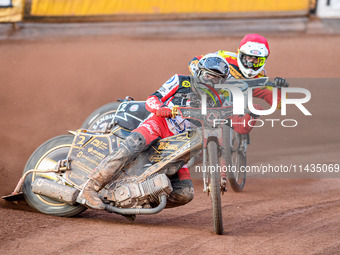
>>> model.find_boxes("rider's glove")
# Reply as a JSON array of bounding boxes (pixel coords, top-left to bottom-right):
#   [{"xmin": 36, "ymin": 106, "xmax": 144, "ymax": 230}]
[
  {"xmin": 247, "ymin": 104, "xmax": 263, "ymax": 118},
  {"xmin": 274, "ymin": 77, "xmax": 289, "ymax": 87},
  {"xmin": 156, "ymin": 106, "xmax": 172, "ymax": 118}
]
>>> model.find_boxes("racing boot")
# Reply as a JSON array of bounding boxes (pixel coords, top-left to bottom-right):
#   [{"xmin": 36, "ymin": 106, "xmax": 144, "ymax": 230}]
[
  {"xmin": 79, "ymin": 132, "xmax": 147, "ymax": 209},
  {"xmin": 166, "ymin": 168, "xmax": 194, "ymax": 208}
]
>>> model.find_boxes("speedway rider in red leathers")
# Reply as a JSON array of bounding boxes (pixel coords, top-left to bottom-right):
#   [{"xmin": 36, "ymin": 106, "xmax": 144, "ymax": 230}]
[
  {"xmin": 187, "ymin": 34, "xmax": 289, "ymax": 189},
  {"xmin": 80, "ymin": 54, "xmax": 256, "ymax": 210},
  {"xmin": 189, "ymin": 33, "xmax": 289, "ymax": 125}
]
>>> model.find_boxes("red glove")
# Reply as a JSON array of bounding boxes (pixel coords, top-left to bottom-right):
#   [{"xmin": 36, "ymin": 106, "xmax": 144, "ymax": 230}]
[{"xmin": 156, "ymin": 106, "xmax": 172, "ymax": 118}]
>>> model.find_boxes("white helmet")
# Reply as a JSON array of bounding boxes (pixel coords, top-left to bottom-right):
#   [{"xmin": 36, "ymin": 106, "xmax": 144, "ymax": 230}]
[
  {"xmin": 196, "ymin": 53, "xmax": 229, "ymax": 86},
  {"xmin": 237, "ymin": 34, "xmax": 270, "ymax": 78}
]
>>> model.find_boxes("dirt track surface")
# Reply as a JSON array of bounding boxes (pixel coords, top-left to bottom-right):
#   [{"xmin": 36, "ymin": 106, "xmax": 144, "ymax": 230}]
[{"xmin": 1, "ymin": 33, "xmax": 340, "ymax": 254}]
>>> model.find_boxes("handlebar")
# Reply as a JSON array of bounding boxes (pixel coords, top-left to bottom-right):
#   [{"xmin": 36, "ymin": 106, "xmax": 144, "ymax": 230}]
[
  {"xmin": 117, "ymin": 96, "xmax": 135, "ymax": 102},
  {"xmin": 170, "ymin": 78, "xmax": 284, "ymax": 119},
  {"xmin": 264, "ymin": 80, "xmax": 276, "ymax": 87}
]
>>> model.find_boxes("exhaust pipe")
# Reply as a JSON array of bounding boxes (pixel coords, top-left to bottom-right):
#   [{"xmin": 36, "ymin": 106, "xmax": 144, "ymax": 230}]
[
  {"xmin": 31, "ymin": 178, "xmax": 80, "ymax": 205},
  {"xmin": 104, "ymin": 195, "xmax": 167, "ymax": 215}
]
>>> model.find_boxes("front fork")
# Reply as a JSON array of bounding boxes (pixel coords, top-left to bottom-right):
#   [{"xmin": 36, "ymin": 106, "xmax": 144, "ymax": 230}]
[
  {"xmin": 203, "ymin": 131, "xmax": 248, "ymax": 196},
  {"xmin": 203, "ymin": 147, "xmax": 209, "ymax": 193},
  {"xmin": 202, "ymin": 142, "xmax": 226, "ymax": 195}
]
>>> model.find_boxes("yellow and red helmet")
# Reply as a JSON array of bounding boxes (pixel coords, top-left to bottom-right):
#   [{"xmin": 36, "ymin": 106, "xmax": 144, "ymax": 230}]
[{"xmin": 237, "ymin": 34, "xmax": 270, "ymax": 78}]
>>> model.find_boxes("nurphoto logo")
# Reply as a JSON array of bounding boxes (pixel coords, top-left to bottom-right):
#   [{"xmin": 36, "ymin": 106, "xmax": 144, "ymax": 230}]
[{"xmin": 197, "ymin": 81, "xmax": 312, "ymax": 128}]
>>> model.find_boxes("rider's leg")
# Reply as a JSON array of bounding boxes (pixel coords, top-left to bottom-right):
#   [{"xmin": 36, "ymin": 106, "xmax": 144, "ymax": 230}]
[
  {"xmin": 80, "ymin": 131, "xmax": 148, "ymax": 209},
  {"xmin": 80, "ymin": 115, "xmax": 172, "ymax": 209},
  {"xmin": 166, "ymin": 166, "xmax": 194, "ymax": 208}
]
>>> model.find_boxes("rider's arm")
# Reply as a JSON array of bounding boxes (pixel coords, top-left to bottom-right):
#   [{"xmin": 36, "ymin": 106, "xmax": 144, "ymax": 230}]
[
  {"xmin": 252, "ymin": 87, "xmax": 282, "ymax": 109},
  {"xmin": 145, "ymin": 74, "xmax": 181, "ymax": 114},
  {"xmin": 252, "ymin": 71, "xmax": 283, "ymax": 109},
  {"xmin": 145, "ymin": 96, "xmax": 164, "ymax": 114}
]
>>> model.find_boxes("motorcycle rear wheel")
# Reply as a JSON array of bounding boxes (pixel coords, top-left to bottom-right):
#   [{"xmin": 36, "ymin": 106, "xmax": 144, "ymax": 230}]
[
  {"xmin": 81, "ymin": 102, "xmax": 121, "ymax": 130},
  {"xmin": 208, "ymin": 140, "xmax": 224, "ymax": 235},
  {"xmin": 22, "ymin": 135, "xmax": 87, "ymax": 217}
]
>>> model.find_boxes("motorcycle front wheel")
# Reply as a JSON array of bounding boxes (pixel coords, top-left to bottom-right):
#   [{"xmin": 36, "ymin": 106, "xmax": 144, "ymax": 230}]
[
  {"xmin": 22, "ymin": 135, "xmax": 87, "ymax": 217},
  {"xmin": 208, "ymin": 140, "xmax": 223, "ymax": 235}
]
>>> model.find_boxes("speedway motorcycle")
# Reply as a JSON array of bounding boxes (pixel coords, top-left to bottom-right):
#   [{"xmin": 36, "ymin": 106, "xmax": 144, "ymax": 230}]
[
  {"xmin": 3, "ymin": 77, "xmax": 272, "ymax": 235},
  {"xmin": 82, "ymin": 102, "xmax": 248, "ymax": 192}
]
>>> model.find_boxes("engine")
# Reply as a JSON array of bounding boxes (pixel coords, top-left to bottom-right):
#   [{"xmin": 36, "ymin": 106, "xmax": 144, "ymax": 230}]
[{"xmin": 102, "ymin": 174, "xmax": 173, "ymax": 208}]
